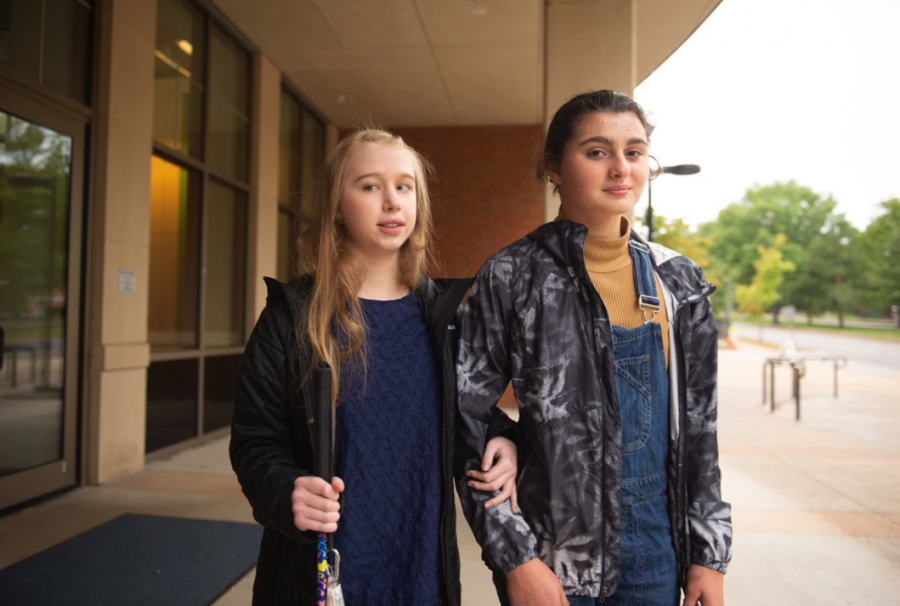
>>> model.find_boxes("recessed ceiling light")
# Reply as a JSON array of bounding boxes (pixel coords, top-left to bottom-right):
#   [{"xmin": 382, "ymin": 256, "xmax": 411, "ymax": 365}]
[
  {"xmin": 176, "ymin": 39, "xmax": 193, "ymax": 55},
  {"xmin": 336, "ymin": 94, "xmax": 354, "ymax": 105}
]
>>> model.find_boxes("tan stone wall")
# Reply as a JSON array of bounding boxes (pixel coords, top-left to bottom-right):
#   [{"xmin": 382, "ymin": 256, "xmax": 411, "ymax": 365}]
[{"xmin": 85, "ymin": 0, "xmax": 158, "ymax": 484}]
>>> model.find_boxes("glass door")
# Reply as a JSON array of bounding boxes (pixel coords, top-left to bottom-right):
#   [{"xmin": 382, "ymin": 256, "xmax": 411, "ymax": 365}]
[{"xmin": 0, "ymin": 82, "xmax": 84, "ymax": 511}]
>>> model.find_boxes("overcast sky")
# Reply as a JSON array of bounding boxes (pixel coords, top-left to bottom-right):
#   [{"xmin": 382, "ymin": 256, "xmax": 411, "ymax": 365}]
[{"xmin": 634, "ymin": 0, "xmax": 900, "ymax": 230}]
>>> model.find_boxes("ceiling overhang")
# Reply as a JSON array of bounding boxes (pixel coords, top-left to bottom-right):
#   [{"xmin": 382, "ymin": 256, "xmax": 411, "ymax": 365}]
[{"xmin": 211, "ymin": 0, "xmax": 723, "ymax": 128}]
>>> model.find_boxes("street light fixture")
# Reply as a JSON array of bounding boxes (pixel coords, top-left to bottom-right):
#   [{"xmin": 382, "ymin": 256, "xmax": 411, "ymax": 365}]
[{"xmin": 645, "ymin": 158, "xmax": 701, "ymax": 242}]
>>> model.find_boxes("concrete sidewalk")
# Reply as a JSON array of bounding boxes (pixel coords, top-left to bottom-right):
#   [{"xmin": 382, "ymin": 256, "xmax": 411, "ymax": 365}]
[
  {"xmin": 0, "ymin": 339, "xmax": 897, "ymax": 604},
  {"xmin": 717, "ymin": 341, "xmax": 900, "ymax": 605}
]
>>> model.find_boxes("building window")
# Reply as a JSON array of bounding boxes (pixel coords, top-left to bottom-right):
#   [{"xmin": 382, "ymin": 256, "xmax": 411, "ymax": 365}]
[
  {"xmin": 148, "ymin": 156, "xmax": 201, "ymax": 351},
  {"xmin": 278, "ymin": 88, "xmax": 325, "ymax": 283},
  {"xmin": 153, "ymin": 0, "xmax": 205, "ymax": 159},
  {"xmin": 148, "ymin": 0, "xmax": 250, "ymax": 453},
  {"xmin": 207, "ymin": 24, "xmax": 250, "ymax": 182},
  {"xmin": 204, "ymin": 179, "xmax": 247, "ymax": 348},
  {"xmin": 0, "ymin": 0, "xmax": 94, "ymax": 104}
]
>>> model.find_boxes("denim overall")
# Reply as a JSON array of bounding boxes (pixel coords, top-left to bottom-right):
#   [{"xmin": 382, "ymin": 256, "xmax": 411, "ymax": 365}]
[{"xmin": 569, "ymin": 238, "xmax": 679, "ymax": 606}]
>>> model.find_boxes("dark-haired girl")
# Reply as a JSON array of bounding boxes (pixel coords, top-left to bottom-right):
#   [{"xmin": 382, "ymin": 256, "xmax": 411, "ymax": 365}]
[{"xmin": 456, "ymin": 91, "xmax": 732, "ymax": 606}]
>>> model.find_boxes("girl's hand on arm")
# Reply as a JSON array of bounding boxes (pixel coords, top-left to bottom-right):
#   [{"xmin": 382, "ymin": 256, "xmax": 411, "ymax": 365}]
[
  {"xmin": 682, "ymin": 564, "xmax": 725, "ymax": 606},
  {"xmin": 467, "ymin": 436, "xmax": 518, "ymax": 512},
  {"xmin": 291, "ymin": 476, "xmax": 345, "ymax": 533}
]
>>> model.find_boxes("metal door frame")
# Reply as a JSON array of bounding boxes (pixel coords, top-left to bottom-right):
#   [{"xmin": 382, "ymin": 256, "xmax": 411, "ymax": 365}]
[{"xmin": 0, "ymin": 80, "xmax": 86, "ymax": 512}]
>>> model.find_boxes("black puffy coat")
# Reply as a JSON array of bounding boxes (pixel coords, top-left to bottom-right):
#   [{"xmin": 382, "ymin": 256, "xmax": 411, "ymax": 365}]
[{"xmin": 230, "ymin": 275, "xmax": 516, "ymax": 606}]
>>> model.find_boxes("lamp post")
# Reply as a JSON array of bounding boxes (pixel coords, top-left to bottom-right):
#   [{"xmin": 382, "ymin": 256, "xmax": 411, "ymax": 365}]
[{"xmin": 646, "ymin": 160, "xmax": 701, "ymax": 242}]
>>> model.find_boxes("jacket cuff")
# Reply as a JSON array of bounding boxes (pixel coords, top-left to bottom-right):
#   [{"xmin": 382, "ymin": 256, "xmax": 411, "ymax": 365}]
[
  {"xmin": 495, "ymin": 549, "xmax": 539, "ymax": 576},
  {"xmin": 689, "ymin": 557, "xmax": 730, "ymax": 575},
  {"xmin": 485, "ymin": 409, "xmax": 521, "ymax": 449}
]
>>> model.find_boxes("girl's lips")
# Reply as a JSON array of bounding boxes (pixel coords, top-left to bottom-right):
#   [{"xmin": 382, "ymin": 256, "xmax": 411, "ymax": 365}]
[
  {"xmin": 604, "ymin": 186, "xmax": 631, "ymax": 196},
  {"xmin": 377, "ymin": 223, "xmax": 405, "ymax": 235}
]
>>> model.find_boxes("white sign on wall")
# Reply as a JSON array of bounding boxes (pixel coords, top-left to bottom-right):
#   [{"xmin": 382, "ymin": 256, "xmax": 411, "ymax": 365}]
[{"xmin": 118, "ymin": 269, "xmax": 137, "ymax": 294}]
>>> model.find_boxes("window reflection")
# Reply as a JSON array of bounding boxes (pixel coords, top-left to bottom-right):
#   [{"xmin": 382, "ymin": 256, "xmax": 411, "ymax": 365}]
[
  {"xmin": 301, "ymin": 109, "xmax": 325, "ymax": 217},
  {"xmin": 279, "ymin": 90, "xmax": 303, "ymax": 204},
  {"xmin": 153, "ymin": 0, "xmax": 206, "ymax": 158},
  {"xmin": 278, "ymin": 92, "xmax": 325, "ymax": 284},
  {"xmin": 0, "ymin": 0, "xmax": 93, "ymax": 103},
  {"xmin": 207, "ymin": 24, "xmax": 250, "ymax": 181},
  {"xmin": 204, "ymin": 179, "xmax": 246, "ymax": 348},
  {"xmin": 0, "ymin": 110, "xmax": 73, "ymax": 475},
  {"xmin": 148, "ymin": 156, "xmax": 201, "ymax": 351}
]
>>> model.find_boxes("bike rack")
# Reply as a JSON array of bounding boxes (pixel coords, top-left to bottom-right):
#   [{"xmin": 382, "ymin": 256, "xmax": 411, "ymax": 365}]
[{"xmin": 762, "ymin": 356, "xmax": 848, "ymax": 421}]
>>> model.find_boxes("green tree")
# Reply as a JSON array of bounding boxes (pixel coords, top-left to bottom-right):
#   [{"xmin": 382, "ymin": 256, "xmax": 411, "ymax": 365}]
[
  {"xmin": 789, "ymin": 215, "xmax": 860, "ymax": 325},
  {"xmin": 736, "ymin": 234, "xmax": 796, "ymax": 321},
  {"xmin": 648, "ymin": 215, "xmax": 731, "ymax": 316},
  {"xmin": 706, "ymin": 181, "xmax": 844, "ymax": 322},
  {"xmin": 0, "ymin": 116, "xmax": 72, "ymax": 318},
  {"xmin": 858, "ymin": 199, "xmax": 900, "ymax": 326},
  {"xmin": 651, "ymin": 215, "xmax": 713, "ymax": 271}
]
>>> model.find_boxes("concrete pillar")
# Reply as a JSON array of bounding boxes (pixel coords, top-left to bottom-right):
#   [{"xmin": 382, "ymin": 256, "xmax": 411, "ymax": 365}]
[
  {"xmin": 247, "ymin": 55, "xmax": 281, "ymax": 328},
  {"xmin": 544, "ymin": 0, "xmax": 637, "ymax": 222},
  {"xmin": 85, "ymin": 0, "xmax": 157, "ymax": 483}
]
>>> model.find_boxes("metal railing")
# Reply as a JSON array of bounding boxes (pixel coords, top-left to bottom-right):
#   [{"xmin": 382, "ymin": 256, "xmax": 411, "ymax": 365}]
[{"xmin": 762, "ymin": 356, "xmax": 848, "ymax": 420}]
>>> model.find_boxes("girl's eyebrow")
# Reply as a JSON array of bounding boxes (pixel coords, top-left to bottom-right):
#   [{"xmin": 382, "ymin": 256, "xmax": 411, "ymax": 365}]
[
  {"xmin": 579, "ymin": 136, "xmax": 648, "ymax": 146},
  {"xmin": 354, "ymin": 172, "xmax": 415, "ymax": 182}
]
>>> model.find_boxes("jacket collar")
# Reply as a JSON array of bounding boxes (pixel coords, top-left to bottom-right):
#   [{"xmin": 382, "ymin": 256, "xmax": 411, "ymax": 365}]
[{"xmin": 527, "ymin": 219, "xmax": 712, "ymax": 304}]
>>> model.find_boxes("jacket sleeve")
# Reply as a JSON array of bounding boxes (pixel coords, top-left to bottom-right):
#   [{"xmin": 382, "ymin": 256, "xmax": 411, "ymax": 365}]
[
  {"xmin": 452, "ymin": 299, "xmax": 521, "ymax": 449},
  {"xmin": 684, "ymin": 295, "xmax": 733, "ymax": 572},
  {"xmin": 454, "ymin": 258, "xmax": 538, "ymax": 575},
  {"xmin": 230, "ymin": 299, "xmax": 316, "ymax": 544}
]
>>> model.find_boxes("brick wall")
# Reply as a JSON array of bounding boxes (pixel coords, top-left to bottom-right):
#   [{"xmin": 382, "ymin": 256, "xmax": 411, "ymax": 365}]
[{"xmin": 342, "ymin": 125, "xmax": 547, "ymax": 278}]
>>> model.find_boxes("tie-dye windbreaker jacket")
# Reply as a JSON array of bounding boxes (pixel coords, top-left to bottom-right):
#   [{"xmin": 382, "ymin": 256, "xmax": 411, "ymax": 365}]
[{"xmin": 455, "ymin": 220, "xmax": 733, "ymax": 598}]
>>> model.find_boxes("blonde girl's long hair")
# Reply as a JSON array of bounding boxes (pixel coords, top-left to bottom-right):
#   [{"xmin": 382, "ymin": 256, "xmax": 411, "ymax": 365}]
[{"xmin": 297, "ymin": 128, "xmax": 436, "ymax": 404}]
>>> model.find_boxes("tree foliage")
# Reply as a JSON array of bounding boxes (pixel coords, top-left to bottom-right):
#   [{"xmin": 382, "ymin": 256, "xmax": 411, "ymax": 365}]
[
  {"xmin": 858, "ymin": 199, "xmax": 900, "ymax": 320},
  {"xmin": 0, "ymin": 116, "xmax": 72, "ymax": 318},
  {"xmin": 735, "ymin": 234, "xmax": 795, "ymax": 321},
  {"xmin": 703, "ymin": 181, "xmax": 863, "ymax": 322}
]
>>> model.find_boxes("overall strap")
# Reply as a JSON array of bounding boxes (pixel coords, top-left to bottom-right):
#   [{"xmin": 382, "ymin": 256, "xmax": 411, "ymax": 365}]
[{"xmin": 628, "ymin": 238, "xmax": 661, "ymax": 324}]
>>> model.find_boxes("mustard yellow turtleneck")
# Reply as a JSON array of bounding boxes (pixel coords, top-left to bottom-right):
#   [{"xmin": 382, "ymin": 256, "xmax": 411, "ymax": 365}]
[{"xmin": 558, "ymin": 212, "xmax": 670, "ymax": 363}]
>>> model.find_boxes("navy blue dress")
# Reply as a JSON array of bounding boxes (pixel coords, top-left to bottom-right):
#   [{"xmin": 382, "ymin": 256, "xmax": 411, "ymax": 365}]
[{"xmin": 333, "ymin": 293, "xmax": 443, "ymax": 606}]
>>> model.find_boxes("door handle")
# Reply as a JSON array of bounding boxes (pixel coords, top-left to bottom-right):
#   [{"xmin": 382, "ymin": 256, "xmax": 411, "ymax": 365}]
[{"xmin": 0, "ymin": 325, "xmax": 4, "ymax": 371}]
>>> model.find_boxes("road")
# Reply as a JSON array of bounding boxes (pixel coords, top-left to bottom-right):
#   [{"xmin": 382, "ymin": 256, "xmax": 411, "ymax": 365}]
[{"xmin": 733, "ymin": 321, "xmax": 900, "ymax": 370}]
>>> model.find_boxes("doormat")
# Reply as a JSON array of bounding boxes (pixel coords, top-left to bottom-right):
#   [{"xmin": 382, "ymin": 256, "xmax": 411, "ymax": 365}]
[{"xmin": 0, "ymin": 514, "xmax": 262, "ymax": 605}]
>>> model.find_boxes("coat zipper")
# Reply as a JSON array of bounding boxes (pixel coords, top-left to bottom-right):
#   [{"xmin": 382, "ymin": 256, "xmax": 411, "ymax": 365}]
[{"xmin": 419, "ymin": 280, "xmax": 470, "ymax": 606}]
